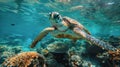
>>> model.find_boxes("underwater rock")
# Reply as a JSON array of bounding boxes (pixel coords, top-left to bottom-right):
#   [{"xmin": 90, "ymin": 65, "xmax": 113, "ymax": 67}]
[
  {"xmin": 40, "ymin": 38, "xmax": 57, "ymax": 48},
  {"xmin": 38, "ymin": 40, "xmax": 74, "ymax": 67},
  {"xmin": 39, "ymin": 51, "xmax": 63, "ymax": 67},
  {"xmin": 86, "ymin": 45, "xmax": 105, "ymax": 56},
  {"xmin": 36, "ymin": 38, "xmax": 102, "ymax": 67},
  {"xmin": 2, "ymin": 52, "xmax": 46, "ymax": 67},
  {"xmin": 46, "ymin": 59, "xmax": 64, "ymax": 67},
  {"xmin": 40, "ymin": 41, "xmax": 70, "ymax": 66},
  {"xmin": 37, "ymin": 38, "xmax": 74, "ymax": 55},
  {"xmin": 46, "ymin": 41, "xmax": 70, "ymax": 53}
]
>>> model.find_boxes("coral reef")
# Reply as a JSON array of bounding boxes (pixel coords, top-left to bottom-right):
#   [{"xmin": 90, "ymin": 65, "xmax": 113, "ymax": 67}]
[
  {"xmin": 96, "ymin": 36, "xmax": 120, "ymax": 67},
  {"xmin": 69, "ymin": 55, "xmax": 83, "ymax": 67},
  {"xmin": 36, "ymin": 38, "xmax": 100, "ymax": 67},
  {"xmin": 0, "ymin": 45, "xmax": 22, "ymax": 65},
  {"xmin": 97, "ymin": 50, "xmax": 120, "ymax": 67},
  {"xmin": 68, "ymin": 46, "xmax": 97, "ymax": 67},
  {"xmin": 1, "ymin": 36, "xmax": 120, "ymax": 67},
  {"xmin": 108, "ymin": 49, "xmax": 120, "ymax": 61},
  {"xmin": 38, "ymin": 40, "xmax": 71, "ymax": 67},
  {"xmin": 2, "ymin": 52, "xmax": 46, "ymax": 67},
  {"xmin": 1, "ymin": 33, "xmax": 120, "ymax": 67}
]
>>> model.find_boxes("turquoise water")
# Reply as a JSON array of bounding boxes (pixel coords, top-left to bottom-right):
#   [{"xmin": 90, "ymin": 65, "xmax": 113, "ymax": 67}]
[{"xmin": 0, "ymin": 0, "xmax": 120, "ymax": 67}]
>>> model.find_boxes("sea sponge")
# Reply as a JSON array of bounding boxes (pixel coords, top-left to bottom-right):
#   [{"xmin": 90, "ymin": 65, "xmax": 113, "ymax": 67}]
[{"xmin": 2, "ymin": 52, "xmax": 46, "ymax": 67}]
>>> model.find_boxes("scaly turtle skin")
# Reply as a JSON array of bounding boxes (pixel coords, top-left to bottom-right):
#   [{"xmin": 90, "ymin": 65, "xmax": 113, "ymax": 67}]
[{"xmin": 30, "ymin": 12, "xmax": 116, "ymax": 51}]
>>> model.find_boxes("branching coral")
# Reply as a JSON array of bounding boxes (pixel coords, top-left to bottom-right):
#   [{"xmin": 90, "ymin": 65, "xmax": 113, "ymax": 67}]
[{"xmin": 2, "ymin": 52, "xmax": 46, "ymax": 67}]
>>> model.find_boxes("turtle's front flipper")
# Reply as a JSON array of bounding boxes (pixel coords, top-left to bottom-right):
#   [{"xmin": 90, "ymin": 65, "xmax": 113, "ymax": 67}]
[
  {"xmin": 73, "ymin": 27, "xmax": 117, "ymax": 51},
  {"xmin": 30, "ymin": 27, "xmax": 55, "ymax": 48}
]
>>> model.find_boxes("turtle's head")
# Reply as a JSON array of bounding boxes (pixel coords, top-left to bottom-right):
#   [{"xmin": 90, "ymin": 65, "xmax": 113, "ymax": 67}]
[{"xmin": 49, "ymin": 12, "xmax": 62, "ymax": 25}]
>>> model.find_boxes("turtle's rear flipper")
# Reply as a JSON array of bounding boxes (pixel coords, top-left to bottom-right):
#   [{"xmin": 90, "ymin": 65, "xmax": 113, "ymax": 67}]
[{"xmin": 73, "ymin": 27, "xmax": 117, "ymax": 51}]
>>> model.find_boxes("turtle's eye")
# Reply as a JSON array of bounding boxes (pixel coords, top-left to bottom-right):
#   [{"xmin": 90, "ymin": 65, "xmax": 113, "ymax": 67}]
[{"xmin": 54, "ymin": 14, "xmax": 60, "ymax": 19}]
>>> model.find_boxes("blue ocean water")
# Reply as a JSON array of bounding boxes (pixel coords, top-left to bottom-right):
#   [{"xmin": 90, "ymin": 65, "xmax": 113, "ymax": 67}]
[{"xmin": 0, "ymin": 0, "xmax": 120, "ymax": 67}]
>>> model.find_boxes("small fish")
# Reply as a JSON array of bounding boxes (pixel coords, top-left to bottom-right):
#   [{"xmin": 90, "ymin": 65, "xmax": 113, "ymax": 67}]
[{"xmin": 11, "ymin": 24, "xmax": 15, "ymax": 26}]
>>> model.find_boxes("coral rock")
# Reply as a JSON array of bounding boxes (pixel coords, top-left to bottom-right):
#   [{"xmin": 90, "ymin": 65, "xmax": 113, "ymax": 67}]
[
  {"xmin": 2, "ymin": 52, "xmax": 46, "ymax": 67},
  {"xmin": 46, "ymin": 41, "xmax": 69, "ymax": 53}
]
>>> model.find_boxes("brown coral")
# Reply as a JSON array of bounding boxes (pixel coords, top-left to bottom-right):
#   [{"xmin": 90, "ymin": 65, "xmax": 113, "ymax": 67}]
[
  {"xmin": 2, "ymin": 52, "xmax": 46, "ymax": 67},
  {"xmin": 108, "ymin": 49, "xmax": 120, "ymax": 61}
]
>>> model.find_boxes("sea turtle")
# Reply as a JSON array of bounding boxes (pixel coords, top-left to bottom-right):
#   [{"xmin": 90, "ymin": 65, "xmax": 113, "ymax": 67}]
[
  {"xmin": 30, "ymin": 12, "xmax": 90, "ymax": 48},
  {"xmin": 30, "ymin": 12, "xmax": 116, "ymax": 51}
]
